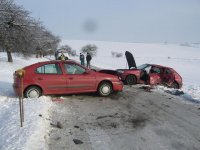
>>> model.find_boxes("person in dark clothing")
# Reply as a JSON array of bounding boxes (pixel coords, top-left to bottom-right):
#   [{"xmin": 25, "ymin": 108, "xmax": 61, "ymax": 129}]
[
  {"xmin": 80, "ymin": 53, "xmax": 85, "ymax": 66},
  {"xmin": 140, "ymin": 66, "xmax": 151, "ymax": 92},
  {"xmin": 55, "ymin": 51, "xmax": 58, "ymax": 60},
  {"xmin": 86, "ymin": 52, "xmax": 92, "ymax": 68}
]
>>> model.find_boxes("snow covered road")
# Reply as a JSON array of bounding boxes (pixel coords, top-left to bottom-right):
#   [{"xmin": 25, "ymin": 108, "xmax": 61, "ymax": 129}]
[{"xmin": 47, "ymin": 86, "xmax": 200, "ymax": 150}]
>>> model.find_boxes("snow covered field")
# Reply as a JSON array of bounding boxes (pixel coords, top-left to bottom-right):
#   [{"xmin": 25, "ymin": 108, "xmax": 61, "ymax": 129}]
[{"xmin": 0, "ymin": 41, "xmax": 200, "ymax": 149}]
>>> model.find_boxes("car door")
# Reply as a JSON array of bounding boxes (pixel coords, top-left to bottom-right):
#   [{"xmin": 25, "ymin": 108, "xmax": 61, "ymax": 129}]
[
  {"xmin": 162, "ymin": 68, "xmax": 175, "ymax": 86},
  {"xmin": 34, "ymin": 63, "xmax": 67, "ymax": 94},
  {"xmin": 149, "ymin": 66, "xmax": 162, "ymax": 85},
  {"xmin": 63, "ymin": 63, "xmax": 96, "ymax": 93}
]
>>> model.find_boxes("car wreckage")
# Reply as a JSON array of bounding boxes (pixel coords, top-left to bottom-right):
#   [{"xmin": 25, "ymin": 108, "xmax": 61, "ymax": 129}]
[{"xmin": 99, "ymin": 51, "xmax": 182, "ymax": 89}]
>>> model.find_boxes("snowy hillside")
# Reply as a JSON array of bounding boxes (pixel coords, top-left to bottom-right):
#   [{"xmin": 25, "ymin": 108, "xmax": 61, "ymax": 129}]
[{"xmin": 0, "ymin": 41, "xmax": 200, "ymax": 149}]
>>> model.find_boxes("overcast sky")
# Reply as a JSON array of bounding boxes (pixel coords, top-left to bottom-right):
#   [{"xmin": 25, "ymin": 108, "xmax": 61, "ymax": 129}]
[{"xmin": 15, "ymin": 0, "xmax": 200, "ymax": 43}]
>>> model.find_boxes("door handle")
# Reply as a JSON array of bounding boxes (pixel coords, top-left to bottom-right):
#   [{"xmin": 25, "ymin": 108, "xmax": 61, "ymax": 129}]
[{"xmin": 38, "ymin": 77, "xmax": 43, "ymax": 80}]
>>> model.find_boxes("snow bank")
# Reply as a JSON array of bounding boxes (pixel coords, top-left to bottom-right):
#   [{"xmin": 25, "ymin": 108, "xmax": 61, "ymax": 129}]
[{"xmin": 0, "ymin": 53, "xmax": 52, "ymax": 150}]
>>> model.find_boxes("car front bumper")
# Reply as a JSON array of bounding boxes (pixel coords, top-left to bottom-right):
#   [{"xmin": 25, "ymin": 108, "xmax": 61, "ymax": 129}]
[{"xmin": 113, "ymin": 81, "xmax": 124, "ymax": 91}]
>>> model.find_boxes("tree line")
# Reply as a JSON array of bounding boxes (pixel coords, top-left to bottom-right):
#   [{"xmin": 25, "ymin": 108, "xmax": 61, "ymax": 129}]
[
  {"xmin": 57, "ymin": 44, "xmax": 98, "ymax": 57},
  {"xmin": 0, "ymin": 0, "xmax": 99, "ymax": 62},
  {"xmin": 0, "ymin": 0, "xmax": 60, "ymax": 62}
]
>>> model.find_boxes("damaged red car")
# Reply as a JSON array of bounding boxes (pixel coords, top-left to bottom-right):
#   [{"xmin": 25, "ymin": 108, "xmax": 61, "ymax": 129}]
[
  {"xmin": 13, "ymin": 60, "xmax": 123, "ymax": 98},
  {"xmin": 101, "ymin": 51, "xmax": 182, "ymax": 89}
]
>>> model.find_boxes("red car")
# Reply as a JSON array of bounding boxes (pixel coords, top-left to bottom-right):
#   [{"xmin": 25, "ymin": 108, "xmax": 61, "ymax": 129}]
[
  {"xmin": 100, "ymin": 51, "xmax": 182, "ymax": 89},
  {"xmin": 13, "ymin": 60, "xmax": 123, "ymax": 98},
  {"xmin": 118, "ymin": 51, "xmax": 183, "ymax": 89}
]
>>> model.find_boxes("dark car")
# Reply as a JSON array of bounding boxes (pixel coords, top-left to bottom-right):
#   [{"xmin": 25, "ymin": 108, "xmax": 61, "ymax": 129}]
[
  {"xmin": 13, "ymin": 60, "xmax": 123, "ymax": 99},
  {"xmin": 100, "ymin": 51, "xmax": 182, "ymax": 89}
]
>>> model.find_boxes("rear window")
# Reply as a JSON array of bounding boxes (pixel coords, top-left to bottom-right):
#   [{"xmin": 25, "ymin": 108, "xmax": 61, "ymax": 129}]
[
  {"xmin": 35, "ymin": 63, "xmax": 62, "ymax": 74},
  {"xmin": 164, "ymin": 69, "xmax": 172, "ymax": 74},
  {"xmin": 151, "ymin": 67, "xmax": 161, "ymax": 74}
]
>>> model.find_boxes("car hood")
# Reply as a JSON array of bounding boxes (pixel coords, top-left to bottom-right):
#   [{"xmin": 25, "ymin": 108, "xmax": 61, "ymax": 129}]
[
  {"xmin": 125, "ymin": 51, "xmax": 137, "ymax": 69},
  {"xmin": 98, "ymin": 69, "xmax": 119, "ymax": 76}
]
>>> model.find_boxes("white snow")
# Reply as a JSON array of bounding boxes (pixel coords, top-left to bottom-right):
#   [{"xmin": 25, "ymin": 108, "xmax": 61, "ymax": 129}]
[
  {"xmin": 0, "ymin": 40, "xmax": 200, "ymax": 149},
  {"xmin": 0, "ymin": 53, "xmax": 52, "ymax": 150}
]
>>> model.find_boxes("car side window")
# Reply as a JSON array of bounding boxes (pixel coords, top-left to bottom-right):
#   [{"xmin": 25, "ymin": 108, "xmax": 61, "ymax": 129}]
[
  {"xmin": 144, "ymin": 66, "xmax": 151, "ymax": 74},
  {"xmin": 35, "ymin": 64, "xmax": 62, "ymax": 74},
  {"xmin": 164, "ymin": 69, "xmax": 171, "ymax": 74},
  {"xmin": 150, "ymin": 67, "xmax": 161, "ymax": 74},
  {"xmin": 64, "ymin": 64, "xmax": 86, "ymax": 74}
]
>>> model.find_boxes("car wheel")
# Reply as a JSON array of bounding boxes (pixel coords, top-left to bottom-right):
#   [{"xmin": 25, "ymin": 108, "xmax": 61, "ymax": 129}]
[
  {"xmin": 24, "ymin": 86, "xmax": 42, "ymax": 99},
  {"xmin": 98, "ymin": 82, "xmax": 113, "ymax": 96},
  {"xmin": 125, "ymin": 75, "xmax": 137, "ymax": 85},
  {"xmin": 171, "ymin": 82, "xmax": 179, "ymax": 89}
]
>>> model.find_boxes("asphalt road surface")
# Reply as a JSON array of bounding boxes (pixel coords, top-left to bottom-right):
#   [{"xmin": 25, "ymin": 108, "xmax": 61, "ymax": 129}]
[{"xmin": 45, "ymin": 85, "xmax": 200, "ymax": 150}]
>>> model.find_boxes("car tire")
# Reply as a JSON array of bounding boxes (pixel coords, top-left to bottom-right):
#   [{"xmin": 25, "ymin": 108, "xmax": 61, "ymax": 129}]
[
  {"xmin": 171, "ymin": 82, "xmax": 179, "ymax": 89},
  {"xmin": 98, "ymin": 82, "xmax": 113, "ymax": 97},
  {"xmin": 125, "ymin": 75, "xmax": 137, "ymax": 85},
  {"xmin": 24, "ymin": 86, "xmax": 42, "ymax": 99}
]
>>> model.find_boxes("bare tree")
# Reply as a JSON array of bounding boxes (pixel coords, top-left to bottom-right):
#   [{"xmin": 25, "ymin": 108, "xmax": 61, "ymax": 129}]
[
  {"xmin": 0, "ymin": 0, "xmax": 60, "ymax": 62},
  {"xmin": 111, "ymin": 51, "xmax": 123, "ymax": 58},
  {"xmin": 0, "ymin": 0, "xmax": 32, "ymax": 61},
  {"xmin": 33, "ymin": 26, "xmax": 60, "ymax": 57},
  {"xmin": 59, "ymin": 45, "xmax": 77, "ymax": 56},
  {"xmin": 81, "ymin": 44, "xmax": 97, "ymax": 57}
]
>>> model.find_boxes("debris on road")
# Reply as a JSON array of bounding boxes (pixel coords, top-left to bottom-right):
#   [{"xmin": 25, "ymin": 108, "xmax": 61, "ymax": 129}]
[
  {"xmin": 73, "ymin": 139, "xmax": 83, "ymax": 145},
  {"xmin": 50, "ymin": 121, "xmax": 63, "ymax": 129}
]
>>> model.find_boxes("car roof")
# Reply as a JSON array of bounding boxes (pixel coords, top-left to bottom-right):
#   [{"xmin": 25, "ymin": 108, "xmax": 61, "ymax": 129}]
[
  {"xmin": 24, "ymin": 60, "xmax": 76, "ymax": 68},
  {"xmin": 37, "ymin": 60, "xmax": 75, "ymax": 64},
  {"xmin": 23, "ymin": 60, "xmax": 78, "ymax": 70},
  {"xmin": 148, "ymin": 63, "xmax": 172, "ymax": 69}
]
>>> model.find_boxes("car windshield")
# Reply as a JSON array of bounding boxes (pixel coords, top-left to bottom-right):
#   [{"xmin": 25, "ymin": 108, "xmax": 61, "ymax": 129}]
[
  {"xmin": 64, "ymin": 63, "xmax": 86, "ymax": 74},
  {"xmin": 137, "ymin": 64, "xmax": 149, "ymax": 70}
]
